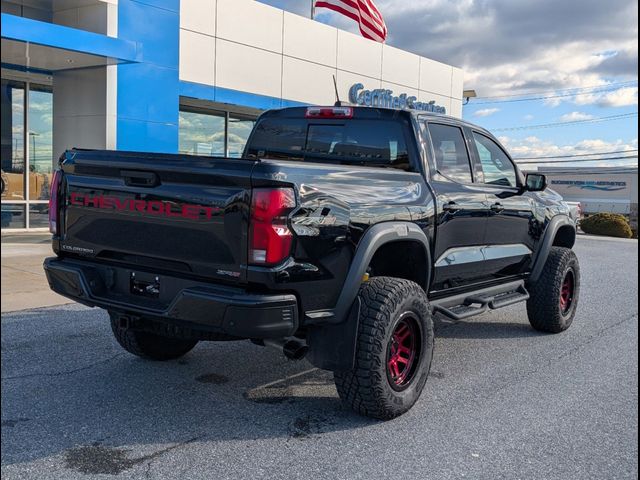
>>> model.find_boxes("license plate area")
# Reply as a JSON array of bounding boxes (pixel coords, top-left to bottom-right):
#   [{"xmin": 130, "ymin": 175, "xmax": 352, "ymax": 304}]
[{"xmin": 130, "ymin": 272, "xmax": 160, "ymax": 298}]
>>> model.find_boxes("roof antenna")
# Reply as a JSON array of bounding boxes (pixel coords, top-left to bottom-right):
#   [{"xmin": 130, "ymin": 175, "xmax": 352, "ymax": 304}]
[{"xmin": 333, "ymin": 75, "xmax": 342, "ymax": 106}]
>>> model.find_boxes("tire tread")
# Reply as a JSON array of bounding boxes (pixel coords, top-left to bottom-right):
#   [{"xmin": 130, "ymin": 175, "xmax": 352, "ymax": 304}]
[
  {"xmin": 527, "ymin": 246, "xmax": 580, "ymax": 333},
  {"xmin": 110, "ymin": 314, "xmax": 198, "ymax": 360},
  {"xmin": 334, "ymin": 277, "xmax": 433, "ymax": 419}
]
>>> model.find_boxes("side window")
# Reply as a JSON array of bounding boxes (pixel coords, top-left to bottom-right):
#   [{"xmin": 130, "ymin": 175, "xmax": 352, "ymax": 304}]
[
  {"xmin": 473, "ymin": 133, "xmax": 517, "ymax": 187},
  {"xmin": 428, "ymin": 123, "xmax": 473, "ymax": 183}
]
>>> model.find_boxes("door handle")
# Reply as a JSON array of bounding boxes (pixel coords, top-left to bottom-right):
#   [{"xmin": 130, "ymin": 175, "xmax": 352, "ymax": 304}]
[
  {"xmin": 442, "ymin": 201, "xmax": 460, "ymax": 213},
  {"xmin": 121, "ymin": 170, "xmax": 159, "ymax": 187},
  {"xmin": 490, "ymin": 202, "xmax": 504, "ymax": 213}
]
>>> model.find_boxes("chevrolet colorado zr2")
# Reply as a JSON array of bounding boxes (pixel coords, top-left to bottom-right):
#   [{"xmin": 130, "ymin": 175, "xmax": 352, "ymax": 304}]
[{"xmin": 44, "ymin": 105, "xmax": 580, "ymax": 419}]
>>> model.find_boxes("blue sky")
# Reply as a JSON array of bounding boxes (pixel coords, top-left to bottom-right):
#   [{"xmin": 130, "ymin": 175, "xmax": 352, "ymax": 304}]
[
  {"xmin": 259, "ymin": 0, "xmax": 638, "ymax": 167},
  {"xmin": 464, "ymin": 84, "xmax": 638, "ymax": 162}
]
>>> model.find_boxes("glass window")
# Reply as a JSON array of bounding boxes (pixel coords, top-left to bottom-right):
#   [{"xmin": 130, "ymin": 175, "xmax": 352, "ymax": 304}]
[
  {"xmin": 473, "ymin": 132, "xmax": 517, "ymax": 187},
  {"xmin": 1, "ymin": 204, "xmax": 25, "ymax": 228},
  {"xmin": 1, "ymin": 80, "xmax": 25, "ymax": 200},
  {"xmin": 228, "ymin": 116, "xmax": 254, "ymax": 158},
  {"xmin": 428, "ymin": 123, "xmax": 472, "ymax": 183},
  {"xmin": 245, "ymin": 118, "xmax": 306, "ymax": 160},
  {"xmin": 2, "ymin": 80, "xmax": 54, "ymax": 229},
  {"xmin": 179, "ymin": 110, "xmax": 225, "ymax": 156},
  {"xmin": 247, "ymin": 118, "xmax": 412, "ymax": 170},
  {"xmin": 29, "ymin": 203, "xmax": 49, "ymax": 228},
  {"xmin": 28, "ymin": 84, "xmax": 53, "ymax": 200}
]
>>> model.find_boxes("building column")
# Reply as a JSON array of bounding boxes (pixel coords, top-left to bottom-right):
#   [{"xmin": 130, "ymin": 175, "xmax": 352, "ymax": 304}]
[
  {"xmin": 52, "ymin": 0, "xmax": 118, "ymax": 158},
  {"xmin": 116, "ymin": 0, "xmax": 180, "ymax": 153}
]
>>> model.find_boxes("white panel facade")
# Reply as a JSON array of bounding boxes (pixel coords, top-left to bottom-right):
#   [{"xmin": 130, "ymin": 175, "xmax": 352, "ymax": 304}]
[
  {"xmin": 381, "ymin": 81, "xmax": 419, "ymax": 102},
  {"xmin": 451, "ymin": 67, "xmax": 464, "ymax": 100},
  {"xmin": 447, "ymin": 100, "xmax": 462, "ymax": 118},
  {"xmin": 53, "ymin": 68, "xmax": 115, "ymax": 155},
  {"xmin": 283, "ymin": 11, "xmax": 337, "ymax": 67},
  {"xmin": 381, "ymin": 44, "xmax": 420, "ymax": 89},
  {"xmin": 336, "ymin": 29, "xmax": 383, "ymax": 79},
  {"xmin": 180, "ymin": 0, "xmax": 216, "ymax": 36},
  {"xmin": 336, "ymin": 69, "xmax": 381, "ymax": 100},
  {"xmin": 417, "ymin": 91, "xmax": 452, "ymax": 114},
  {"xmin": 53, "ymin": 67, "xmax": 108, "ymax": 117},
  {"xmin": 216, "ymin": 0, "xmax": 283, "ymax": 54},
  {"xmin": 52, "ymin": 0, "xmax": 117, "ymax": 37},
  {"xmin": 419, "ymin": 57, "xmax": 453, "ymax": 96},
  {"xmin": 179, "ymin": 29, "xmax": 215, "ymax": 85},
  {"xmin": 282, "ymin": 57, "xmax": 337, "ymax": 105},
  {"xmin": 215, "ymin": 39, "xmax": 282, "ymax": 98},
  {"xmin": 177, "ymin": 0, "xmax": 463, "ymax": 116}
]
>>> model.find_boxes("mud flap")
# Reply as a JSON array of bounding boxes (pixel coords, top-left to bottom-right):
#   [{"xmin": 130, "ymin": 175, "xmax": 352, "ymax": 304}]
[{"xmin": 306, "ymin": 297, "xmax": 361, "ymax": 372}]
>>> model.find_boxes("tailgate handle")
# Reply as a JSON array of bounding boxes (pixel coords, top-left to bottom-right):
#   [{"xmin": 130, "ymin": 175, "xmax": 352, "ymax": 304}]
[{"xmin": 121, "ymin": 170, "xmax": 159, "ymax": 187}]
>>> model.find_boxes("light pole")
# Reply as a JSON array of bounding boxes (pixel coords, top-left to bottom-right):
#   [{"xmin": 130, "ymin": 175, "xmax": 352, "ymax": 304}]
[{"xmin": 29, "ymin": 131, "xmax": 39, "ymax": 170}]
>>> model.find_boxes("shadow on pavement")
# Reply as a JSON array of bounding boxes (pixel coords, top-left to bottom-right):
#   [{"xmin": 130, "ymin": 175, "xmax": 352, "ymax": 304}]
[
  {"xmin": 1, "ymin": 306, "xmax": 377, "ymax": 472},
  {"xmin": 434, "ymin": 313, "xmax": 545, "ymax": 339}
]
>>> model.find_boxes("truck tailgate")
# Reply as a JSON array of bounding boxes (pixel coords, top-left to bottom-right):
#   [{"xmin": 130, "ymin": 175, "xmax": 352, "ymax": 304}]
[{"xmin": 59, "ymin": 150, "xmax": 256, "ymax": 284}]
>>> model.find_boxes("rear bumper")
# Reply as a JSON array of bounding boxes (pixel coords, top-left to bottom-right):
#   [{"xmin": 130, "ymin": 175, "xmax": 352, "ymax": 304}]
[{"xmin": 43, "ymin": 257, "xmax": 298, "ymax": 338}]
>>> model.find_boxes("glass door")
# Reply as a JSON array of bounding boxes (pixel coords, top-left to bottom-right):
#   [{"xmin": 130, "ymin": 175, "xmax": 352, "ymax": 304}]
[{"xmin": 1, "ymin": 78, "xmax": 53, "ymax": 229}]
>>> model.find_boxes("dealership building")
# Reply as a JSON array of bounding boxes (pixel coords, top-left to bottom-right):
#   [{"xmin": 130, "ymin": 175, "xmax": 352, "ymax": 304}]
[
  {"xmin": 538, "ymin": 166, "xmax": 639, "ymax": 225},
  {"xmin": 0, "ymin": 0, "xmax": 464, "ymax": 230}
]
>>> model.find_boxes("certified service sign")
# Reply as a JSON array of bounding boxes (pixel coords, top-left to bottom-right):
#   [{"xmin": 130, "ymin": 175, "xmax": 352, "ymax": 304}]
[{"xmin": 348, "ymin": 83, "xmax": 446, "ymax": 114}]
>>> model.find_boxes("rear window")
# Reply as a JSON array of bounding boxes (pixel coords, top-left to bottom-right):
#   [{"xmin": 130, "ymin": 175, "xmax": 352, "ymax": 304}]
[{"xmin": 245, "ymin": 118, "xmax": 412, "ymax": 171}]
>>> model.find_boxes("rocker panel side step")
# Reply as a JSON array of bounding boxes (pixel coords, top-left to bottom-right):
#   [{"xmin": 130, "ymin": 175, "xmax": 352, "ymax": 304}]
[{"xmin": 431, "ymin": 280, "xmax": 529, "ymax": 321}]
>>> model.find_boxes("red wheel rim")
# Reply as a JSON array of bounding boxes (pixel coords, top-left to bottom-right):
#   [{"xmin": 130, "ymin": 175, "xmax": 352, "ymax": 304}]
[
  {"xmin": 559, "ymin": 269, "xmax": 575, "ymax": 314},
  {"xmin": 387, "ymin": 315, "xmax": 420, "ymax": 389}
]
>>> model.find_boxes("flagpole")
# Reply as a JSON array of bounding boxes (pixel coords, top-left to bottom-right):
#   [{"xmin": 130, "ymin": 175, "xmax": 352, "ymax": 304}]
[{"xmin": 311, "ymin": 0, "xmax": 315, "ymax": 19}]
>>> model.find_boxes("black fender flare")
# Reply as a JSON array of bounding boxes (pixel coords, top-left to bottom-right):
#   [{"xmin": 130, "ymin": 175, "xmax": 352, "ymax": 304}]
[
  {"xmin": 529, "ymin": 215, "xmax": 576, "ymax": 283},
  {"xmin": 332, "ymin": 221, "xmax": 432, "ymax": 323},
  {"xmin": 306, "ymin": 221, "xmax": 432, "ymax": 371}
]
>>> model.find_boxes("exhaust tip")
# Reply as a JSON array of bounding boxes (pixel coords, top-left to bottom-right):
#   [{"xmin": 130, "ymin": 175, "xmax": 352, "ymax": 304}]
[
  {"xmin": 283, "ymin": 340, "xmax": 309, "ymax": 361},
  {"xmin": 263, "ymin": 338, "xmax": 308, "ymax": 361}
]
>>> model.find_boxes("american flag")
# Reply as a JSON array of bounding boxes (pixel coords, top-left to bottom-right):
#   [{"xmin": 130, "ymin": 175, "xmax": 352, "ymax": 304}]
[{"xmin": 314, "ymin": 0, "xmax": 387, "ymax": 43}]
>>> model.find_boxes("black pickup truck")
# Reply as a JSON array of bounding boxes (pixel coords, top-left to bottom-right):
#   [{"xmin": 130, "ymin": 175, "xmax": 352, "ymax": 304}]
[{"xmin": 44, "ymin": 105, "xmax": 580, "ymax": 419}]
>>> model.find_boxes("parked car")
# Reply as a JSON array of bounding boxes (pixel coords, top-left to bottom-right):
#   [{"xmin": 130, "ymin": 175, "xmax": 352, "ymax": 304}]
[
  {"xmin": 44, "ymin": 106, "xmax": 580, "ymax": 419},
  {"xmin": 565, "ymin": 201, "xmax": 583, "ymax": 225},
  {"xmin": 545, "ymin": 188, "xmax": 582, "ymax": 226}
]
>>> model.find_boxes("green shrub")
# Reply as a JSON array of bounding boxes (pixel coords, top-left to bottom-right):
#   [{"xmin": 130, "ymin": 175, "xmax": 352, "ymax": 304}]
[{"xmin": 580, "ymin": 213, "xmax": 633, "ymax": 238}]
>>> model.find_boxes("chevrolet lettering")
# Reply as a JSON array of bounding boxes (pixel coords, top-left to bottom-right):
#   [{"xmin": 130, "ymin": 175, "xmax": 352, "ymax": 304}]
[{"xmin": 69, "ymin": 192, "xmax": 221, "ymax": 219}]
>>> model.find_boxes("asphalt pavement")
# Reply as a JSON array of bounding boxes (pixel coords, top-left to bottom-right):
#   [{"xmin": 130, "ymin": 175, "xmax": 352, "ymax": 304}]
[
  {"xmin": 1, "ymin": 233, "xmax": 71, "ymax": 313},
  {"xmin": 1, "ymin": 236, "xmax": 638, "ymax": 480}
]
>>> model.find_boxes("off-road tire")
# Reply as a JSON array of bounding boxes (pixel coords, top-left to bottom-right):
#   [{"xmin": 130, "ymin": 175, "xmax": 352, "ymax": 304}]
[
  {"xmin": 109, "ymin": 313, "xmax": 198, "ymax": 360},
  {"xmin": 527, "ymin": 246, "xmax": 580, "ymax": 333},
  {"xmin": 334, "ymin": 277, "xmax": 434, "ymax": 420}
]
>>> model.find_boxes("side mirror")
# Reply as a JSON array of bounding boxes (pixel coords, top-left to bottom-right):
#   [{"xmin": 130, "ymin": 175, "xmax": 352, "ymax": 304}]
[{"xmin": 525, "ymin": 173, "xmax": 547, "ymax": 192}]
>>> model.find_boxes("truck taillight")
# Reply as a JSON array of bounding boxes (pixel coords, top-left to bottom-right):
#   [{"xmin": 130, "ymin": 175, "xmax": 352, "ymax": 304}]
[
  {"xmin": 305, "ymin": 106, "xmax": 353, "ymax": 118},
  {"xmin": 48, "ymin": 169, "xmax": 62, "ymax": 235},
  {"xmin": 249, "ymin": 188, "xmax": 296, "ymax": 266}
]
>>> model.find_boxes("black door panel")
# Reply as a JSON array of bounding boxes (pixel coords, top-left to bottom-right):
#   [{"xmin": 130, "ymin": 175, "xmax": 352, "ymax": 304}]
[
  {"xmin": 467, "ymin": 130, "xmax": 537, "ymax": 278},
  {"xmin": 425, "ymin": 122, "xmax": 494, "ymax": 292},
  {"xmin": 431, "ymin": 180, "xmax": 489, "ymax": 290}
]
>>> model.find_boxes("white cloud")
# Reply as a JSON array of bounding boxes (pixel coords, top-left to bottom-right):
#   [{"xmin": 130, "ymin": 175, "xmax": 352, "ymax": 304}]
[
  {"xmin": 523, "ymin": 114, "xmax": 534, "ymax": 121},
  {"xmin": 265, "ymin": 0, "xmax": 638, "ymax": 108},
  {"xmin": 595, "ymin": 86, "xmax": 638, "ymax": 107},
  {"xmin": 501, "ymin": 136, "xmax": 638, "ymax": 167},
  {"xmin": 473, "ymin": 108, "xmax": 500, "ymax": 117},
  {"xmin": 559, "ymin": 112, "xmax": 595, "ymax": 122}
]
